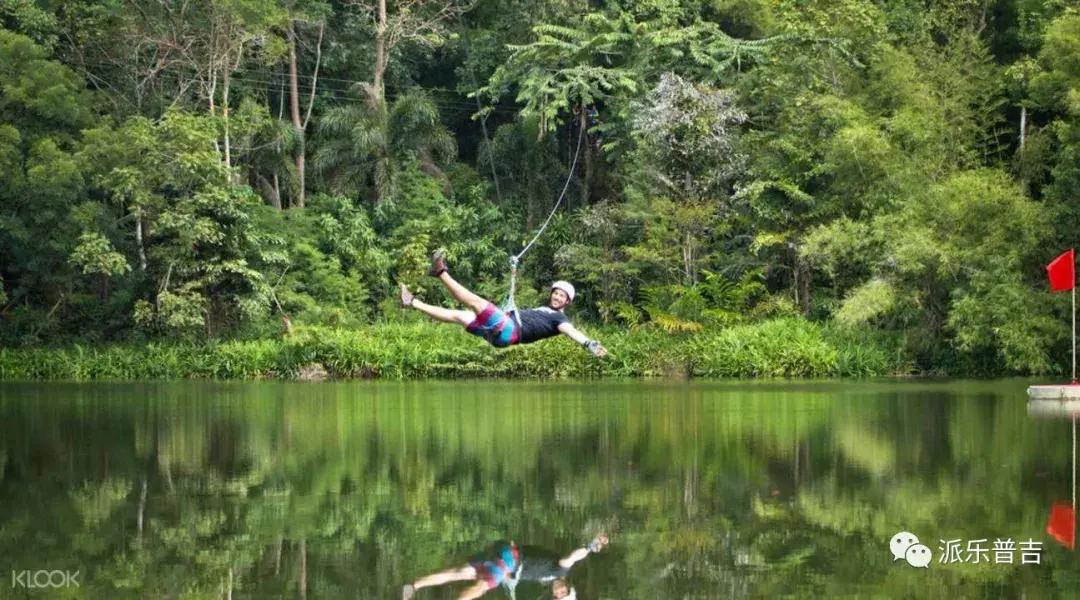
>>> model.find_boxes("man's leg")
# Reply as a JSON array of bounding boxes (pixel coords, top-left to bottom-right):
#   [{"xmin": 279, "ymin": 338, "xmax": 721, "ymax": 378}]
[
  {"xmin": 401, "ymin": 282, "xmax": 474, "ymax": 326},
  {"xmin": 410, "ymin": 565, "xmax": 478, "ymax": 590},
  {"xmin": 456, "ymin": 582, "xmax": 491, "ymax": 600},
  {"xmin": 437, "ymin": 271, "xmax": 490, "ymax": 315},
  {"xmin": 429, "ymin": 252, "xmax": 491, "ymax": 314},
  {"xmin": 412, "ymin": 299, "xmax": 474, "ymax": 326}
]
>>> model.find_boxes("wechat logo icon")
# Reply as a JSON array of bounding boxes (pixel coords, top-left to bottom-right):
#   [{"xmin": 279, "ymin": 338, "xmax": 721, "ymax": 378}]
[{"xmin": 891, "ymin": 531, "xmax": 932, "ymax": 568}]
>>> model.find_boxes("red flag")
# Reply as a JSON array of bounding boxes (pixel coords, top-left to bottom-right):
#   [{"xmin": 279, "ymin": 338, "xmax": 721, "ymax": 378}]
[
  {"xmin": 1047, "ymin": 249, "xmax": 1075, "ymax": 291},
  {"xmin": 1047, "ymin": 502, "xmax": 1075, "ymax": 550}
]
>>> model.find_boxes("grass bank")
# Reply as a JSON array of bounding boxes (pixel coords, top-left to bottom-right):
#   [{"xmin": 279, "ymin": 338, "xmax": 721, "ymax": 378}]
[{"xmin": 0, "ymin": 317, "xmax": 912, "ymax": 381}]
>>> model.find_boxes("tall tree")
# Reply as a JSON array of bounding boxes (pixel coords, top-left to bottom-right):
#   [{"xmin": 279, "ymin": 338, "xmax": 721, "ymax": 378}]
[
  {"xmin": 282, "ymin": 1, "xmax": 332, "ymax": 208},
  {"xmin": 345, "ymin": 0, "xmax": 474, "ymax": 99},
  {"xmin": 311, "ymin": 90, "xmax": 456, "ymax": 206},
  {"xmin": 0, "ymin": 30, "xmax": 94, "ymax": 340}
]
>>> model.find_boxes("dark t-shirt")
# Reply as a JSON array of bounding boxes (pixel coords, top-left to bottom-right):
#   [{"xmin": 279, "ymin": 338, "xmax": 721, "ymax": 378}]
[
  {"xmin": 512, "ymin": 307, "xmax": 569, "ymax": 344},
  {"xmin": 515, "ymin": 545, "xmax": 571, "ymax": 582}
]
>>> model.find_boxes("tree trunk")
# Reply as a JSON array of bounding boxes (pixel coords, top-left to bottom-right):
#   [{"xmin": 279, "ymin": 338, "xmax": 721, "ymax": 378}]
[
  {"xmin": 137, "ymin": 479, "xmax": 148, "ymax": 539},
  {"xmin": 277, "ymin": 70, "xmax": 287, "ymax": 209},
  {"xmin": 303, "ymin": 23, "xmax": 324, "ymax": 131},
  {"xmin": 208, "ymin": 64, "xmax": 217, "ymax": 115},
  {"xmin": 684, "ymin": 230, "xmax": 695, "ymax": 285},
  {"xmin": 1019, "ymin": 105, "xmax": 1027, "ymax": 152},
  {"xmin": 374, "ymin": 0, "xmax": 387, "ymax": 104},
  {"xmin": 223, "ymin": 68, "xmax": 232, "ymax": 172},
  {"xmin": 288, "ymin": 21, "xmax": 306, "ymax": 208},
  {"xmin": 683, "ymin": 464, "xmax": 698, "ymax": 518},
  {"xmin": 274, "ymin": 536, "xmax": 283, "ymax": 576},
  {"xmin": 299, "ymin": 539, "xmax": 307, "ymax": 600},
  {"xmin": 208, "ymin": 59, "xmax": 220, "ymax": 156},
  {"xmin": 135, "ymin": 215, "xmax": 147, "ymax": 271},
  {"xmin": 257, "ymin": 173, "xmax": 281, "ymax": 209},
  {"xmin": 223, "ymin": 25, "xmax": 243, "ymax": 178},
  {"xmin": 579, "ymin": 105, "xmax": 589, "ymax": 208}
]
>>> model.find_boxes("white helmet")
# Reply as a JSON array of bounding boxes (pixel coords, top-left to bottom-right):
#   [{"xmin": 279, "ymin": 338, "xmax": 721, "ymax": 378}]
[{"xmin": 551, "ymin": 281, "xmax": 576, "ymax": 302}]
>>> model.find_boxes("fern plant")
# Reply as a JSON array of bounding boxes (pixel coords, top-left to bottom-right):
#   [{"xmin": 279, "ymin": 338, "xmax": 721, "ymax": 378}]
[{"xmin": 637, "ymin": 268, "xmax": 768, "ymax": 332}]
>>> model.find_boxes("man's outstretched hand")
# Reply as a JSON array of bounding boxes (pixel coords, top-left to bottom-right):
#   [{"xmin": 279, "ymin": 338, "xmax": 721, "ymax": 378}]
[{"xmin": 584, "ymin": 340, "xmax": 608, "ymax": 358}]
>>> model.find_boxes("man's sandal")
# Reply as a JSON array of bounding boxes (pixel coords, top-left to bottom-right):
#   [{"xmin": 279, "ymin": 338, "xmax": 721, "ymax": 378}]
[
  {"xmin": 399, "ymin": 282, "xmax": 415, "ymax": 307},
  {"xmin": 427, "ymin": 251, "xmax": 447, "ymax": 277}
]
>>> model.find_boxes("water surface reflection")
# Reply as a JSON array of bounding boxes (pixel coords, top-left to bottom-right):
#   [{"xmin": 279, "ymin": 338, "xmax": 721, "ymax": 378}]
[{"xmin": 0, "ymin": 380, "xmax": 1076, "ymax": 598}]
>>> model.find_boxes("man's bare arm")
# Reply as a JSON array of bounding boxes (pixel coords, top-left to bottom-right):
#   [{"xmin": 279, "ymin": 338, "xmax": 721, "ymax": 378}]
[
  {"xmin": 557, "ymin": 323, "xmax": 607, "ymax": 357},
  {"xmin": 558, "ymin": 534, "xmax": 609, "ymax": 569}
]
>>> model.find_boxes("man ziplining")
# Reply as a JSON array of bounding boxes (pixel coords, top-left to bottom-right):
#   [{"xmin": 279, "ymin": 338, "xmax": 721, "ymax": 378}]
[
  {"xmin": 402, "ymin": 534, "xmax": 609, "ymax": 600},
  {"xmin": 399, "ymin": 252, "xmax": 608, "ymax": 357}
]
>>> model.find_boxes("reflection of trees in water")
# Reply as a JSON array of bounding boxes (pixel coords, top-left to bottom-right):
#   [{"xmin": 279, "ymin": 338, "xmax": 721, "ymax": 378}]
[{"xmin": 0, "ymin": 382, "xmax": 1076, "ymax": 597}]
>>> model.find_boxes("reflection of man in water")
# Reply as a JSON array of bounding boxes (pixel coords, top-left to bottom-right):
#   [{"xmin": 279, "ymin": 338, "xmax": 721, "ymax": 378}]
[{"xmin": 402, "ymin": 534, "xmax": 608, "ymax": 599}]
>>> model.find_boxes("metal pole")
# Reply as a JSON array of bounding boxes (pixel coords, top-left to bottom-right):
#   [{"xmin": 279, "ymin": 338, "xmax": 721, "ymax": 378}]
[{"xmin": 1072, "ymin": 416, "xmax": 1076, "ymax": 549}]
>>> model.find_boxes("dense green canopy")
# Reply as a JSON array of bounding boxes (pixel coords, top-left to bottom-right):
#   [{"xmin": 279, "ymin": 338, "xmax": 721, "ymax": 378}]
[{"xmin": 2, "ymin": 1, "xmax": 1080, "ymax": 376}]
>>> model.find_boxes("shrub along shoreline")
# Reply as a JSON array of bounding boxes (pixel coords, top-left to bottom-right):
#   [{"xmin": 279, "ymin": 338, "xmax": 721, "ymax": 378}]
[{"xmin": 0, "ymin": 317, "xmax": 916, "ymax": 381}]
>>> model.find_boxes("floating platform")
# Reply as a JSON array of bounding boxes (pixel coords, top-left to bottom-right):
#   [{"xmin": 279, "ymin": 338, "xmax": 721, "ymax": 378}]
[
  {"xmin": 1027, "ymin": 385, "xmax": 1080, "ymax": 418},
  {"xmin": 1028, "ymin": 384, "xmax": 1080, "ymax": 400}
]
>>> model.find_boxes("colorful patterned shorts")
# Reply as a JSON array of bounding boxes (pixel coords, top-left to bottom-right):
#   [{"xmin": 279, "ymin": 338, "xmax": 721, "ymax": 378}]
[
  {"xmin": 469, "ymin": 541, "xmax": 520, "ymax": 589},
  {"xmin": 465, "ymin": 303, "xmax": 519, "ymax": 347}
]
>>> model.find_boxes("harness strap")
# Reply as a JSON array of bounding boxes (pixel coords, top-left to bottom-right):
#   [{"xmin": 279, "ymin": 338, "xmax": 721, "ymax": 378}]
[
  {"xmin": 501, "ymin": 564, "xmax": 523, "ymax": 599},
  {"xmin": 501, "ymin": 256, "xmax": 523, "ymax": 331}
]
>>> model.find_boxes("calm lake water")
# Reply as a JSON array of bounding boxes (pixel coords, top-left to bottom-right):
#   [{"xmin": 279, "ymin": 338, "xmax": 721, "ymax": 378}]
[{"xmin": 0, "ymin": 379, "xmax": 1076, "ymax": 599}]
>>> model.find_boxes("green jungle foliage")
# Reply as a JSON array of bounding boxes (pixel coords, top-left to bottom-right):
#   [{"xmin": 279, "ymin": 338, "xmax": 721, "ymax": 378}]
[{"xmin": 2, "ymin": 0, "xmax": 1080, "ymax": 378}]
